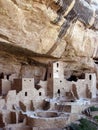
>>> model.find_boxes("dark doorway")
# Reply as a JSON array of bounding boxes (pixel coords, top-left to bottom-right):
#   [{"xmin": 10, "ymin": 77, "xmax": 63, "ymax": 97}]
[
  {"xmin": 57, "ymin": 89, "xmax": 60, "ymax": 96},
  {"xmin": 89, "ymin": 75, "xmax": 92, "ymax": 80},
  {"xmin": 39, "ymin": 92, "xmax": 41, "ymax": 96},
  {"xmin": 25, "ymin": 92, "xmax": 27, "ymax": 96}
]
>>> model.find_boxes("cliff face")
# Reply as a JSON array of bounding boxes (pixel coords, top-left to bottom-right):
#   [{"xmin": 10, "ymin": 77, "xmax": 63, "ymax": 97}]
[{"xmin": 0, "ymin": 0, "xmax": 98, "ymax": 77}]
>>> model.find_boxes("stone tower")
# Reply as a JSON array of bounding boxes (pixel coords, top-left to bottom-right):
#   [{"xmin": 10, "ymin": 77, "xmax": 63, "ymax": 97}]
[{"xmin": 47, "ymin": 61, "xmax": 65, "ymax": 98}]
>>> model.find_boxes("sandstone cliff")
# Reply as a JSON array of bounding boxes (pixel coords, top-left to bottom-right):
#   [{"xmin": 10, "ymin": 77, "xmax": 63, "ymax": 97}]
[{"xmin": 0, "ymin": 0, "xmax": 98, "ymax": 78}]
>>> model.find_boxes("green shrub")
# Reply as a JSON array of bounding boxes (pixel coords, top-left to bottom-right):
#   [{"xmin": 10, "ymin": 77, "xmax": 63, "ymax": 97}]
[
  {"xmin": 69, "ymin": 123, "xmax": 82, "ymax": 130},
  {"xmin": 67, "ymin": 118, "xmax": 98, "ymax": 130},
  {"xmin": 79, "ymin": 118, "xmax": 97, "ymax": 130},
  {"xmin": 93, "ymin": 116, "xmax": 98, "ymax": 121},
  {"xmin": 90, "ymin": 106, "xmax": 98, "ymax": 111}
]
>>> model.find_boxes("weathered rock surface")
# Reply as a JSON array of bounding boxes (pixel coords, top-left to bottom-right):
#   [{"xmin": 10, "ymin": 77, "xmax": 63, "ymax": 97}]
[{"xmin": 0, "ymin": 0, "xmax": 98, "ymax": 76}]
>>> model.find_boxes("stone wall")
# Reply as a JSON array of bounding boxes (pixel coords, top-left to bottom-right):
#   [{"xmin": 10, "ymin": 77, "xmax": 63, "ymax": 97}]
[{"xmin": 47, "ymin": 61, "xmax": 97, "ymax": 99}]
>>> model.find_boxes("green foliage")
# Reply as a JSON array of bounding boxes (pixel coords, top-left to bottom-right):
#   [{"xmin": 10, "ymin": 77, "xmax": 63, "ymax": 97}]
[
  {"xmin": 67, "ymin": 118, "xmax": 98, "ymax": 130},
  {"xmin": 93, "ymin": 116, "xmax": 98, "ymax": 121},
  {"xmin": 90, "ymin": 106, "xmax": 98, "ymax": 111},
  {"xmin": 69, "ymin": 123, "xmax": 82, "ymax": 130}
]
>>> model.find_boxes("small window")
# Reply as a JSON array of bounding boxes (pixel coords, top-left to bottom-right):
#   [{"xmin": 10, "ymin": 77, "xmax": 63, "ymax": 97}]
[
  {"xmin": 25, "ymin": 92, "xmax": 27, "ymax": 96},
  {"xmin": 60, "ymin": 80, "xmax": 62, "ymax": 83},
  {"xmin": 29, "ymin": 80, "xmax": 31, "ymax": 81},
  {"xmin": 39, "ymin": 92, "xmax": 41, "ymax": 96},
  {"xmin": 57, "ymin": 89, "xmax": 60, "ymax": 94},
  {"xmin": 57, "ymin": 63, "xmax": 59, "ymax": 68},
  {"xmin": 24, "ymin": 80, "xmax": 26, "ymax": 81},
  {"xmin": 89, "ymin": 75, "xmax": 92, "ymax": 80},
  {"xmin": 50, "ymin": 73, "xmax": 51, "ymax": 78},
  {"xmin": 7, "ymin": 75, "xmax": 10, "ymax": 80},
  {"xmin": 0, "ymin": 72, "xmax": 4, "ymax": 79}
]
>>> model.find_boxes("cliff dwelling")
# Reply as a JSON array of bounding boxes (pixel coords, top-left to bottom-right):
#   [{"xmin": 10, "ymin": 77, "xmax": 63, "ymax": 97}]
[
  {"xmin": 0, "ymin": 0, "xmax": 98, "ymax": 130},
  {"xmin": 0, "ymin": 61, "xmax": 97, "ymax": 130}
]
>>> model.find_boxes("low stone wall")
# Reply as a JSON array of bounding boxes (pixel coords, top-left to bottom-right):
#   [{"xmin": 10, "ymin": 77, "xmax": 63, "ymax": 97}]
[
  {"xmin": 4, "ymin": 126, "xmax": 32, "ymax": 130},
  {"xmin": 27, "ymin": 111, "xmax": 68, "ymax": 129},
  {"xmin": 27, "ymin": 116, "xmax": 67, "ymax": 129}
]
